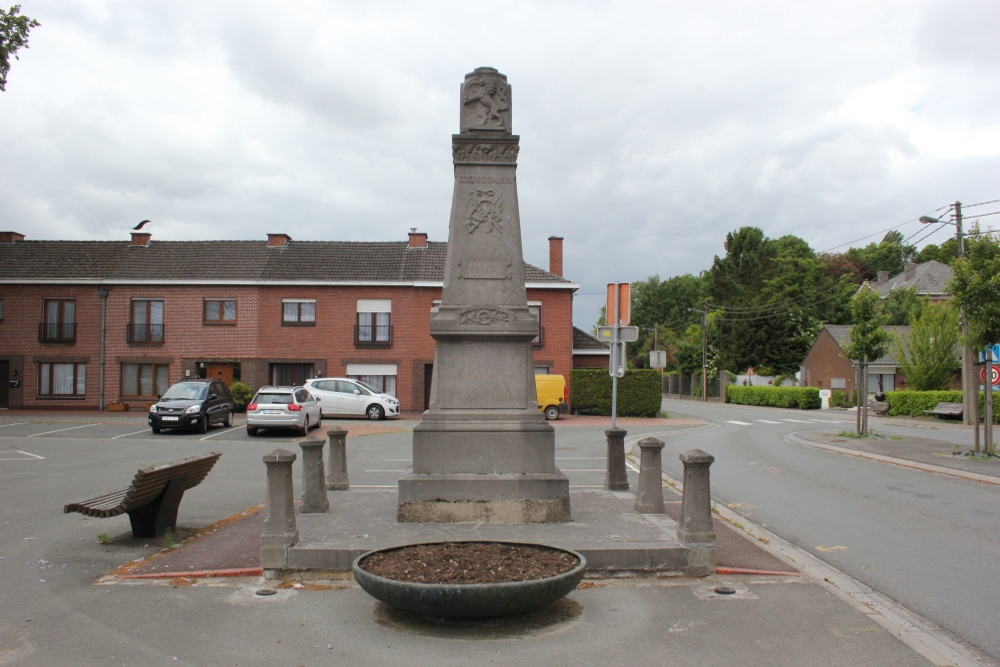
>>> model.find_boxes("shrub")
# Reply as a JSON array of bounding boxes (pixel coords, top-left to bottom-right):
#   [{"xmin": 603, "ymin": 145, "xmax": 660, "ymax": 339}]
[
  {"xmin": 725, "ymin": 385, "xmax": 820, "ymax": 410},
  {"xmin": 885, "ymin": 390, "xmax": 1000, "ymax": 423},
  {"xmin": 229, "ymin": 381, "xmax": 253, "ymax": 406},
  {"xmin": 830, "ymin": 389, "xmax": 852, "ymax": 408},
  {"xmin": 570, "ymin": 369, "xmax": 662, "ymax": 417}
]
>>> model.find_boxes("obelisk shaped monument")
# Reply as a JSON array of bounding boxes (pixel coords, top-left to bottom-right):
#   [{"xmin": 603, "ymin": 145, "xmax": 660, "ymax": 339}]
[{"xmin": 397, "ymin": 67, "xmax": 571, "ymax": 523}]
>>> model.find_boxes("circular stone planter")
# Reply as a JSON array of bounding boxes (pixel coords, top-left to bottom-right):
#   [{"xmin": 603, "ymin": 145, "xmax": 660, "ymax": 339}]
[{"xmin": 352, "ymin": 541, "xmax": 586, "ymax": 619}]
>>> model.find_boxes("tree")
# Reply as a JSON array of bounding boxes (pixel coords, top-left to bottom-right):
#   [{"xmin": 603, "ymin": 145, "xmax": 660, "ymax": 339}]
[
  {"xmin": 0, "ymin": 5, "xmax": 40, "ymax": 92},
  {"xmin": 892, "ymin": 303, "xmax": 960, "ymax": 391},
  {"xmin": 948, "ymin": 226, "xmax": 1000, "ymax": 455},
  {"xmin": 842, "ymin": 289, "xmax": 890, "ymax": 436},
  {"xmin": 845, "ymin": 230, "xmax": 917, "ymax": 282},
  {"xmin": 883, "ymin": 286, "xmax": 925, "ymax": 326}
]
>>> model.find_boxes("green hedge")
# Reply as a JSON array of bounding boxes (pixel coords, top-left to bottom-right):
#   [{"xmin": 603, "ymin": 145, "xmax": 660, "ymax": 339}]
[
  {"xmin": 725, "ymin": 385, "xmax": 820, "ymax": 410},
  {"xmin": 570, "ymin": 369, "xmax": 662, "ymax": 417},
  {"xmin": 885, "ymin": 390, "xmax": 1000, "ymax": 423}
]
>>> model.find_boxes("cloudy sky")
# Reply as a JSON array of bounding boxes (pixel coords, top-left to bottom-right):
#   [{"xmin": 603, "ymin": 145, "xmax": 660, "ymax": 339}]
[{"xmin": 3, "ymin": 1, "xmax": 999, "ymax": 329}]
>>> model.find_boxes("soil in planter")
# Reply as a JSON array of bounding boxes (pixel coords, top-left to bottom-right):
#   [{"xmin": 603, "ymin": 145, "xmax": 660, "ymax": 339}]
[{"xmin": 359, "ymin": 542, "xmax": 580, "ymax": 585}]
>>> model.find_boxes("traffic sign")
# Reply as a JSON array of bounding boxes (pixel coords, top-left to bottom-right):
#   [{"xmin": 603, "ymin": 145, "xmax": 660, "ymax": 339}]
[
  {"xmin": 650, "ymin": 349, "xmax": 667, "ymax": 369},
  {"xmin": 606, "ymin": 283, "xmax": 631, "ymax": 326},
  {"xmin": 979, "ymin": 366, "xmax": 1000, "ymax": 386},
  {"xmin": 978, "ymin": 344, "xmax": 1000, "ymax": 364},
  {"xmin": 609, "ymin": 340, "xmax": 626, "ymax": 378},
  {"xmin": 597, "ymin": 325, "xmax": 639, "ymax": 343}
]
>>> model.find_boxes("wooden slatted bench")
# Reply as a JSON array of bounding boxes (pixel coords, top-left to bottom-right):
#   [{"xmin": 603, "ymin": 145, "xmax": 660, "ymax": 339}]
[
  {"xmin": 924, "ymin": 402, "xmax": 964, "ymax": 419},
  {"xmin": 64, "ymin": 452, "xmax": 222, "ymax": 538}
]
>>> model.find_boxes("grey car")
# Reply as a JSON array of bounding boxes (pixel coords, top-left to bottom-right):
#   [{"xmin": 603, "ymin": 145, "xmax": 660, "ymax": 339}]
[{"xmin": 246, "ymin": 386, "xmax": 322, "ymax": 435}]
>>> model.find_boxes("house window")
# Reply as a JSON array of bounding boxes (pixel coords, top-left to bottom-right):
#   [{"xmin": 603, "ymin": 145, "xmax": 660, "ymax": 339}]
[
  {"xmin": 346, "ymin": 364, "xmax": 397, "ymax": 396},
  {"xmin": 356, "ymin": 299, "xmax": 392, "ymax": 347},
  {"xmin": 129, "ymin": 299, "xmax": 164, "ymax": 344},
  {"xmin": 282, "ymin": 299, "xmax": 316, "ymax": 326},
  {"xmin": 41, "ymin": 298, "xmax": 76, "ymax": 343},
  {"xmin": 121, "ymin": 363, "xmax": 169, "ymax": 398},
  {"xmin": 528, "ymin": 303, "xmax": 543, "ymax": 347},
  {"xmin": 269, "ymin": 363, "xmax": 315, "ymax": 386},
  {"xmin": 39, "ymin": 362, "xmax": 85, "ymax": 397},
  {"xmin": 204, "ymin": 299, "xmax": 237, "ymax": 324}
]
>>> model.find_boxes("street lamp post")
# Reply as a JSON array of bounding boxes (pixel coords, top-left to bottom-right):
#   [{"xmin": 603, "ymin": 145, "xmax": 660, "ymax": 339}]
[{"xmin": 920, "ymin": 201, "xmax": 979, "ymax": 453}]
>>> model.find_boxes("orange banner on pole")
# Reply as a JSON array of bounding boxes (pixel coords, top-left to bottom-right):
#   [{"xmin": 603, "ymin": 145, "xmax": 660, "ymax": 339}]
[{"xmin": 606, "ymin": 283, "xmax": 631, "ymax": 326}]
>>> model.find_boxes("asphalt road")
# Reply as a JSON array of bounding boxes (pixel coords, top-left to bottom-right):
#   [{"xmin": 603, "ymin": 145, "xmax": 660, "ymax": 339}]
[{"xmin": 663, "ymin": 399, "xmax": 1000, "ymax": 663}]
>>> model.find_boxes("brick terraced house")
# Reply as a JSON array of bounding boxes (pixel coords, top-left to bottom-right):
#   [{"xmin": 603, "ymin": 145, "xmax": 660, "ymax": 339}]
[{"xmin": 0, "ymin": 230, "xmax": 578, "ymax": 413}]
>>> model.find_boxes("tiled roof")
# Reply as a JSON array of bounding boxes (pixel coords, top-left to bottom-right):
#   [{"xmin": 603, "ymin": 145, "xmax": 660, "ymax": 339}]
[
  {"xmin": 573, "ymin": 326, "xmax": 610, "ymax": 352},
  {"xmin": 0, "ymin": 239, "xmax": 571, "ymax": 285},
  {"xmin": 823, "ymin": 324, "xmax": 910, "ymax": 366},
  {"xmin": 871, "ymin": 260, "xmax": 953, "ymax": 297}
]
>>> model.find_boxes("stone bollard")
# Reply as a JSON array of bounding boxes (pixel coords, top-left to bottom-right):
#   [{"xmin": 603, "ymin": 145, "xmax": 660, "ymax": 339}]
[
  {"xmin": 261, "ymin": 448, "xmax": 299, "ymax": 570},
  {"xmin": 634, "ymin": 437, "xmax": 666, "ymax": 514},
  {"xmin": 325, "ymin": 426, "xmax": 349, "ymax": 490},
  {"xmin": 299, "ymin": 436, "xmax": 329, "ymax": 514},
  {"xmin": 678, "ymin": 448, "xmax": 716, "ymax": 576},
  {"xmin": 604, "ymin": 426, "xmax": 629, "ymax": 491}
]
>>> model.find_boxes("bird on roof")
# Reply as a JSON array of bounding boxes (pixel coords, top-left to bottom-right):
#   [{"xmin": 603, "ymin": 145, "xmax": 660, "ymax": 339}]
[{"xmin": 133, "ymin": 219, "xmax": 151, "ymax": 230}]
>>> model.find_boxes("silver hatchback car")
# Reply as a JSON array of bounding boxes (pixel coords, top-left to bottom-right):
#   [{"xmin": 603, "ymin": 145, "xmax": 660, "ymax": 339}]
[{"xmin": 246, "ymin": 386, "xmax": 322, "ymax": 435}]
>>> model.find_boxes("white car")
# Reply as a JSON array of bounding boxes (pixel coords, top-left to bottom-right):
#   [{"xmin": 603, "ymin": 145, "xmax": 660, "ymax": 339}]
[
  {"xmin": 246, "ymin": 386, "xmax": 322, "ymax": 435},
  {"xmin": 303, "ymin": 378, "xmax": 400, "ymax": 420}
]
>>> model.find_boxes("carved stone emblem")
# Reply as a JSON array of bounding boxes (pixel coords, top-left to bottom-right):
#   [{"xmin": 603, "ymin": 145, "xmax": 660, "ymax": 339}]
[
  {"xmin": 465, "ymin": 189, "xmax": 504, "ymax": 234},
  {"xmin": 458, "ymin": 307, "xmax": 510, "ymax": 326},
  {"xmin": 452, "ymin": 143, "xmax": 519, "ymax": 164},
  {"xmin": 462, "ymin": 73, "xmax": 509, "ymax": 129}
]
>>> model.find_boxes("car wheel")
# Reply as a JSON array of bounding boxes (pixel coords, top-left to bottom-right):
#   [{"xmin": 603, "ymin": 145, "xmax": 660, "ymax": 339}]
[
  {"xmin": 197, "ymin": 415, "xmax": 209, "ymax": 434},
  {"xmin": 246, "ymin": 426, "xmax": 257, "ymax": 436},
  {"xmin": 224, "ymin": 410, "xmax": 234, "ymax": 427},
  {"xmin": 151, "ymin": 425, "xmax": 160, "ymax": 434},
  {"xmin": 303, "ymin": 416, "xmax": 310, "ymax": 432},
  {"xmin": 315, "ymin": 412, "xmax": 322, "ymax": 428},
  {"xmin": 366, "ymin": 404, "xmax": 384, "ymax": 421},
  {"xmin": 544, "ymin": 405, "xmax": 560, "ymax": 421}
]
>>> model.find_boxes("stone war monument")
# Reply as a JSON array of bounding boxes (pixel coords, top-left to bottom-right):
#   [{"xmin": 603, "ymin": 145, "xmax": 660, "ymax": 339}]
[{"xmin": 397, "ymin": 67, "xmax": 571, "ymax": 523}]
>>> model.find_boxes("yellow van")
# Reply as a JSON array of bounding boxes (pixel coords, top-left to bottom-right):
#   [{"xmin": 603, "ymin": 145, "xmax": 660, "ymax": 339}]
[{"xmin": 535, "ymin": 374, "xmax": 568, "ymax": 420}]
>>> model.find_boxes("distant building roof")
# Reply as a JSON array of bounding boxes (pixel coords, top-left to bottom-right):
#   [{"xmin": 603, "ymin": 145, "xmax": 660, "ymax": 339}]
[
  {"xmin": 822, "ymin": 324, "xmax": 910, "ymax": 366},
  {"xmin": 0, "ymin": 236, "xmax": 574, "ymax": 287},
  {"xmin": 573, "ymin": 326, "xmax": 610, "ymax": 354},
  {"xmin": 866, "ymin": 260, "xmax": 953, "ymax": 298}
]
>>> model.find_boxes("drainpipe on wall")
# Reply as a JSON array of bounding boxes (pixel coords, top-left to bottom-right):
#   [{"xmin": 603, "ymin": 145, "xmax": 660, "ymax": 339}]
[{"xmin": 98, "ymin": 286, "xmax": 112, "ymax": 410}]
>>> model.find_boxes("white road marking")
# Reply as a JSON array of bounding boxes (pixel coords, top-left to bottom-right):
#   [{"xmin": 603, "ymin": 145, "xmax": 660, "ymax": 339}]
[
  {"xmin": 725, "ymin": 420, "xmax": 753, "ymax": 426},
  {"xmin": 755, "ymin": 420, "xmax": 782, "ymax": 424},
  {"xmin": 113, "ymin": 429, "xmax": 152, "ymax": 439},
  {"xmin": 28, "ymin": 423, "xmax": 99, "ymax": 437},
  {"xmin": 199, "ymin": 426, "xmax": 242, "ymax": 440},
  {"xmin": 782, "ymin": 419, "xmax": 813, "ymax": 423},
  {"xmin": 0, "ymin": 450, "xmax": 45, "ymax": 460},
  {"xmin": 0, "ymin": 422, "xmax": 28, "ymax": 429}
]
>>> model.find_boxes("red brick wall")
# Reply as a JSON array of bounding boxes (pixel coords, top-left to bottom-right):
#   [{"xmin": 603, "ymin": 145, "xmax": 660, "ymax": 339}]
[{"xmin": 1, "ymin": 282, "xmax": 575, "ymax": 414}]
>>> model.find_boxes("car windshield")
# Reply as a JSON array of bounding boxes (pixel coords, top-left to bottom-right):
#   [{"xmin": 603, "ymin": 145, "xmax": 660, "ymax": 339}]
[
  {"xmin": 355, "ymin": 380, "xmax": 381, "ymax": 394},
  {"xmin": 255, "ymin": 393, "xmax": 293, "ymax": 405},
  {"xmin": 160, "ymin": 384, "xmax": 207, "ymax": 400}
]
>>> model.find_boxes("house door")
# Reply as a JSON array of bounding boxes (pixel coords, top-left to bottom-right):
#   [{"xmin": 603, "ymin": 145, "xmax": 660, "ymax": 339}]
[
  {"xmin": 0, "ymin": 362, "xmax": 8, "ymax": 408},
  {"xmin": 206, "ymin": 363, "xmax": 234, "ymax": 387}
]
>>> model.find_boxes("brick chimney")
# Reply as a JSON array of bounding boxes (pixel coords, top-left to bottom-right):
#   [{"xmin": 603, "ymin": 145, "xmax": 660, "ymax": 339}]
[
  {"xmin": 408, "ymin": 228, "xmax": 428, "ymax": 248},
  {"xmin": 548, "ymin": 236, "xmax": 564, "ymax": 277},
  {"xmin": 904, "ymin": 262, "xmax": 916, "ymax": 280},
  {"xmin": 877, "ymin": 270, "xmax": 889, "ymax": 284},
  {"xmin": 0, "ymin": 231, "xmax": 25, "ymax": 243},
  {"xmin": 267, "ymin": 233, "xmax": 291, "ymax": 248},
  {"xmin": 130, "ymin": 231, "xmax": 151, "ymax": 247}
]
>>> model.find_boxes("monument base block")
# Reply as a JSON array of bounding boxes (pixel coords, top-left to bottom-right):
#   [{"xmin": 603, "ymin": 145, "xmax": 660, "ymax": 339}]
[{"xmin": 397, "ymin": 473, "xmax": 571, "ymax": 523}]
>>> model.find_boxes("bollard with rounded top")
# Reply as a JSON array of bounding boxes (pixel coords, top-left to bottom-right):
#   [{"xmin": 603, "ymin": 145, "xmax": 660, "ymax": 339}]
[
  {"xmin": 261, "ymin": 448, "xmax": 298, "ymax": 570},
  {"xmin": 678, "ymin": 448, "xmax": 716, "ymax": 576},
  {"xmin": 299, "ymin": 437, "xmax": 330, "ymax": 514},
  {"xmin": 326, "ymin": 426, "xmax": 349, "ymax": 490},
  {"xmin": 604, "ymin": 426, "xmax": 629, "ymax": 491},
  {"xmin": 634, "ymin": 436, "xmax": 666, "ymax": 513}
]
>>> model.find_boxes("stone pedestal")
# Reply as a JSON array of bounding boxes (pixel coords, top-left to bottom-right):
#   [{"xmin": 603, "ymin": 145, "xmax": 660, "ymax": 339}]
[
  {"xmin": 299, "ymin": 437, "xmax": 329, "ymax": 514},
  {"xmin": 678, "ymin": 448, "xmax": 716, "ymax": 576},
  {"xmin": 397, "ymin": 67, "xmax": 570, "ymax": 523},
  {"xmin": 634, "ymin": 437, "xmax": 665, "ymax": 514},
  {"xmin": 261, "ymin": 449, "xmax": 298, "ymax": 569},
  {"xmin": 325, "ymin": 426, "xmax": 350, "ymax": 490},
  {"xmin": 604, "ymin": 426, "xmax": 629, "ymax": 491}
]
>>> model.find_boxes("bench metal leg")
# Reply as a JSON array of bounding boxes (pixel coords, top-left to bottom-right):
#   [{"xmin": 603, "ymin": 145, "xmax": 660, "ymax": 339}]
[{"xmin": 126, "ymin": 475, "xmax": 189, "ymax": 538}]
